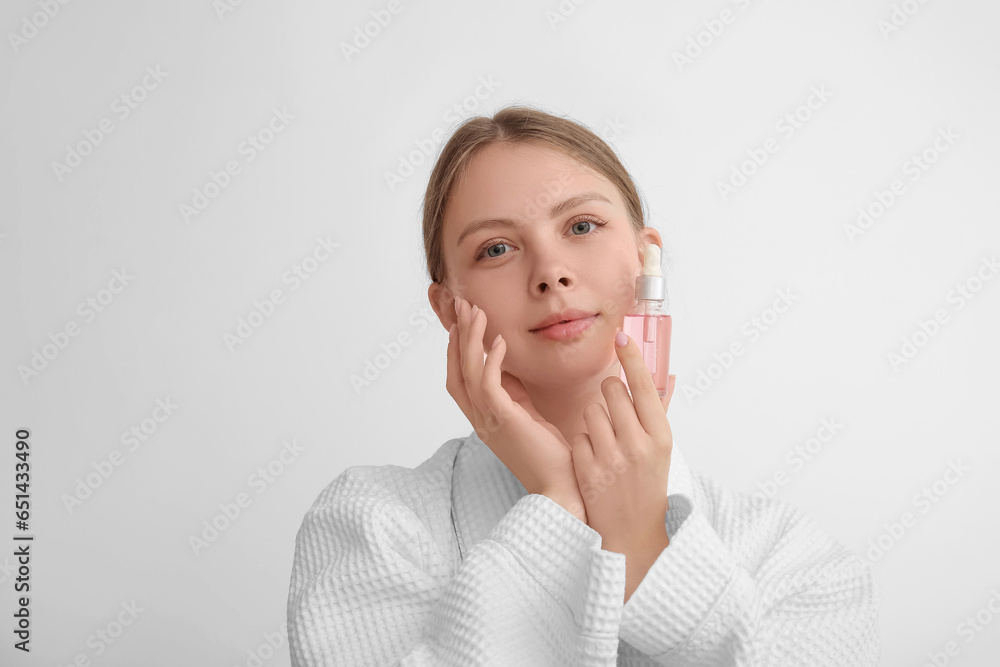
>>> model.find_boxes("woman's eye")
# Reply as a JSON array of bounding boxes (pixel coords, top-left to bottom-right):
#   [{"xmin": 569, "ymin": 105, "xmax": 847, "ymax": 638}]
[
  {"xmin": 475, "ymin": 217, "xmax": 606, "ymax": 262},
  {"xmin": 484, "ymin": 242, "xmax": 509, "ymax": 259}
]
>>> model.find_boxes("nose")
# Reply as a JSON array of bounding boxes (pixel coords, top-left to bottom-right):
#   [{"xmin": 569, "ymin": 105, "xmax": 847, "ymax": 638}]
[
  {"xmin": 531, "ymin": 243, "xmax": 575, "ymax": 295},
  {"xmin": 536, "ymin": 275, "xmax": 570, "ymax": 294}
]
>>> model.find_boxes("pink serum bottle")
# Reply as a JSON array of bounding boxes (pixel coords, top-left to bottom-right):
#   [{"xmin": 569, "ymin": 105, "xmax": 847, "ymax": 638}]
[{"xmin": 620, "ymin": 244, "xmax": 672, "ymax": 398}]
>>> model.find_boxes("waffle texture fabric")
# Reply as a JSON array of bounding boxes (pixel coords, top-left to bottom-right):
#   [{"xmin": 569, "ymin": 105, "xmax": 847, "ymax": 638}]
[{"xmin": 287, "ymin": 429, "xmax": 880, "ymax": 666}]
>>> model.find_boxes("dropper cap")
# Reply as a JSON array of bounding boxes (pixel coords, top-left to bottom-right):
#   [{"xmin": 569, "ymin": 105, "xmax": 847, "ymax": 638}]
[{"xmin": 635, "ymin": 244, "xmax": 666, "ymax": 302}]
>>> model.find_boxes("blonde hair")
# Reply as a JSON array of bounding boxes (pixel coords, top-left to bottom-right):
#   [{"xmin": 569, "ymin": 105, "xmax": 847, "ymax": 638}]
[{"xmin": 421, "ymin": 104, "xmax": 648, "ymax": 285}]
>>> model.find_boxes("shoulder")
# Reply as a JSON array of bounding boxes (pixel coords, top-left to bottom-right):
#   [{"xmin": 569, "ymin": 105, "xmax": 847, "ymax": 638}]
[
  {"xmin": 294, "ymin": 435, "xmax": 466, "ymax": 555},
  {"xmin": 287, "ymin": 437, "xmax": 468, "ymax": 637},
  {"xmin": 308, "ymin": 436, "xmax": 463, "ymax": 509}
]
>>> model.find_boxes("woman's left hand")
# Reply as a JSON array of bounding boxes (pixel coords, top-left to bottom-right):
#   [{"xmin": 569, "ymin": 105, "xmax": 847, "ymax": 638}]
[{"xmin": 570, "ymin": 331, "xmax": 676, "ymax": 556}]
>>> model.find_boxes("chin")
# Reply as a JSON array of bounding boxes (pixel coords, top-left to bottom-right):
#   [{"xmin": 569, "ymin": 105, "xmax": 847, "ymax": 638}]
[{"xmin": 543, "ymin": 345, "xmax": 614, "ymax": 379}]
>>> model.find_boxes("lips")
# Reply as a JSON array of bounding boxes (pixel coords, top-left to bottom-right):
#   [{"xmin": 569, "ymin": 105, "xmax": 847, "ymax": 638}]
[{"xmin": 530, "ymin": 309, "xmax": 599, "ymax": 332}]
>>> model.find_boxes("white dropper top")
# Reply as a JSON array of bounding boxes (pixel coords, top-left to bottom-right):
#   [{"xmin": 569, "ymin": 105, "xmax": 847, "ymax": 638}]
[
  {"xmin": 635, "ymin": 244, "xmax": 666, "ymax": 301},
  {"xmin": 642, "ymin": 244, "xmax": 662, "ymax": 277}
]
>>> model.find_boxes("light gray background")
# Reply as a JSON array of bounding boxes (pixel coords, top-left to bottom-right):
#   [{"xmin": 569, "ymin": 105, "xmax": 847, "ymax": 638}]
[{"xmin": 2, "ymin": 1, "xmax": 998, "ymax": 665}]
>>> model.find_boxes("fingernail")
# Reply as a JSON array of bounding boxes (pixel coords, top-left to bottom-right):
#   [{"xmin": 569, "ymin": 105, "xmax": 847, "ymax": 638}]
[
  {"xmin": 454, "ymin": 297, "xmax": 460, "ymax": 315},
  {"xmin": 615, "ymin": 331, "xmax": 627, "ymax": 347},
  {"xmin": 449, "ymin": 323, "xmax": 456, "ymax": 340},
  {"xmin": 471, "ymin": 305, "xmax": 478, "ymax": 319}
]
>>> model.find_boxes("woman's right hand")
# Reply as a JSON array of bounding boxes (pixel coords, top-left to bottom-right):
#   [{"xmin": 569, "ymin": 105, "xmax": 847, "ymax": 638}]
[{"xmin": 447, "ymin": 296, "xmax": 588, "ymax": 524}]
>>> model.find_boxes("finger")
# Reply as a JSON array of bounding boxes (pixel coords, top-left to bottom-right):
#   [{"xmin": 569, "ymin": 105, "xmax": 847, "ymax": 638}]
[
  {"xmin": 570, "ymin": 432, "xmax": 595, "ymax": 468},
  {"xmin": 582, "ymin": 402, "xmax": 617, "ymax": 464},
  {"xmin": 601, "ymin": 375, "xmax": 646, "ymax": 444},
  {"xmin": 615, "ymin": 333, "xmax": 668, "ymax": 438},
  {"xmin": 445, "ymin": 322, "xmax": 474, "ymax": 424},
  {"xmin": 453, "ymin": 298, "xmax": 471, "ymax": 390},
  {"xmin": 570, "ymin": 432, "xmax": 595, "ymax": 490},
  {"xmin": 460, "ymin": 300, "xmax": 487, "ymax": 402},
  {"xmin": 661, "ymin": 374, "xmax": 676, "ymax": 414},
  {"xmin": 480, "ymin": 333, "xmax": 509, "ymax": 432}
]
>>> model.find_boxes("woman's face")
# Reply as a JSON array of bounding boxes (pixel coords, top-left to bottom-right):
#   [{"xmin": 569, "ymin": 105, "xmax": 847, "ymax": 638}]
[{"xmin": 429, "ymin": 141, "xmax": 661, "ymax": 388}]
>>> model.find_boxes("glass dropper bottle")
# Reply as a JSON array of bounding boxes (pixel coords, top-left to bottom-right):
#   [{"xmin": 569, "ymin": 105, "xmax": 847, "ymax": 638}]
[{"xmin": 620, "ymin": 244, "xmax": 671, "ymax": 398}]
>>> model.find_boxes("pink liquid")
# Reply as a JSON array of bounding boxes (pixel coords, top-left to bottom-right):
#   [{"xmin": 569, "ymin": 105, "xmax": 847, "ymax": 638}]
[{"xmin": 620, "ymin": 314, "xmax": 671, "ymax": 398}]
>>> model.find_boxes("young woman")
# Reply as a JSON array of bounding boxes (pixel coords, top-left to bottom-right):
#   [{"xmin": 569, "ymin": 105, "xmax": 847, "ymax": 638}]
[{"xmin": 286, "ymin": 105, "xmax": 881, "ymax": 666}]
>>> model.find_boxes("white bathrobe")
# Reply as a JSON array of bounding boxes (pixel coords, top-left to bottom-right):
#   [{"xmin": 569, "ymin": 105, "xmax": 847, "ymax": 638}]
[{"xmin": 286, "ymin": 430, "xmax": 880, "ymax": 666}]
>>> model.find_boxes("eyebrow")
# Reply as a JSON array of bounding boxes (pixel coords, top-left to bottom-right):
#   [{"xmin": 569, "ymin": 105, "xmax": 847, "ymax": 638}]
[{"xmin": 456, "ymin": 191, "xmax": 613, "ymax": 247}]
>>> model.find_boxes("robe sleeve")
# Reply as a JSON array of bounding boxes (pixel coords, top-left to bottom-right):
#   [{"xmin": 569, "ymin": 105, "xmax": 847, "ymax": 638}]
[
  {"xmin": 286, "ymin": 464, "xmax": 630, "ymax": 666},
  {"xmin": 617, "ymin": 491, "xmax": 881, "ymax": 666}
]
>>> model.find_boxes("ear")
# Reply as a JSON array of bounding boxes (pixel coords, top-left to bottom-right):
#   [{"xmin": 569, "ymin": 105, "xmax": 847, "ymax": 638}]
[
  {"xmin": 635, "ymin": 226, "xmax": 663, "ymax": 267},
  {"xmin": 428, "ymin": 281, "xmax": 458, "ymax": 332}
]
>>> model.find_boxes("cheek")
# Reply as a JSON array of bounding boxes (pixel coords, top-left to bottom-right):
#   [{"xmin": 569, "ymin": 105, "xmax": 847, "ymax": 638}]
[
  {"xmin": 588, "ymin": 240, "xmax": 637, "ymax": 287},
  {"xmin": 596, "ymin": 265, "xmax": 637, "ymax": 315},
  {"xmin": 474, "ymin": 303, "xmax": 511, "ymax": 347}
]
